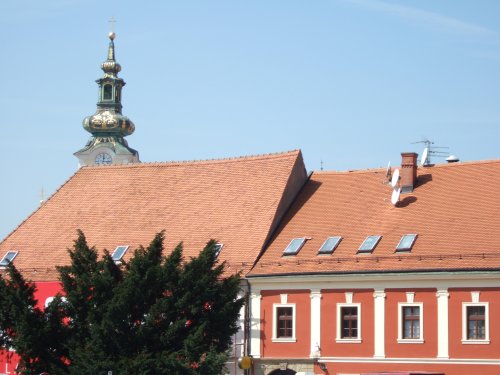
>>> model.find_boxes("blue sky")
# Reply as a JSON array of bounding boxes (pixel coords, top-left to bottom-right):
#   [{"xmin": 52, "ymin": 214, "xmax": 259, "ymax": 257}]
[{"xmin": 1, "ymin": 0, "xmax": 499, "ymax": 240}]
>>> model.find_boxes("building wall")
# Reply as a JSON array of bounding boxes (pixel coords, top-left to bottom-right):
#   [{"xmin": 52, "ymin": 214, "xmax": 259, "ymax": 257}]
[
  {"xmin": 251, "ymin": 273, "xmax": 500, "ymax": 375},
  {"xmin": 260, "ymin": 290, "xmax": 311, "ymax": 358},
  {"xmin": 321, "ymin": 289, "xmax": 374, "ymax": 358}
]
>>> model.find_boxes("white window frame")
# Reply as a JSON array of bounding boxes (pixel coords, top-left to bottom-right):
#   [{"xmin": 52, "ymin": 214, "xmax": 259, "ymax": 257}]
[
  {"xmin": 336, "ymin": 303, "xmax": 361, "ymax": 343},
  {"xmin": 462, "ymin": 303, "xmax": 490, "ymax": 344},
  {"xmin": 398, "ymin": 302, "xmax": 424, "ymax": 344},
  {"xmin": 272, "ymin": 303, "xmax": 296, "ymax": 342}
]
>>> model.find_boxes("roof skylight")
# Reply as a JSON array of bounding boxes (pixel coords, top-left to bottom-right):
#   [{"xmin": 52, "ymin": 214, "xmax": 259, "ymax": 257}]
[
  {"xmin": 358, "ymin": 236, "xmax": 382, "ymax": 253},
  {"xmin": 396, "ymin": 234, "xmax": 418, "ymax": 252},
  {"xmin": 111, "ymin": 246, "xmax": 129, "ymax": 262},
  {"xmin": 318, "ymin": 236, "xmax": 342, "ymax": 254},
  {"xmin": 0, "ymin": 251, "xmax": 18, "ymax": 267},
  {"xmin": 214, "ymin": 243, "xmax": 223, "ymax": 258},
  {"xmin": 283, "ymin": 238, "xmax": 307, "ymax": 256}
]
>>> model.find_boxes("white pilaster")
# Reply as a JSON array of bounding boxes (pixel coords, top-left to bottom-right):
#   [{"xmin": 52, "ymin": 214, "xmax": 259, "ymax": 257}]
[
  {"xmin": 373, "ymin": 290, "xmax": 386, "ymax": 358},
  {"xmin": 310, "ymin": 289, "xmax": 322, "ymax": 357},
  {"xmin": 436, "ymin": 289, "xmax": 449, "ymax": 359},
  {"xmin": 250, "ymin": 290, "xmax": 262, "ymax": 358}
]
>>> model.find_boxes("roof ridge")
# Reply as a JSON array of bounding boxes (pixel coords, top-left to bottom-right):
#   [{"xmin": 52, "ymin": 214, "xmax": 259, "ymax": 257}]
[
  {"xmin": 311, "ymin": 158, "xmax": 500, "ymax": 176},
  {"xmin": 0, "ymin": 169, "xmax": 81, "ymax": 244},
  {"xmin": 80, "ymin": 149, "xmax": 301, "ymax": 170}
]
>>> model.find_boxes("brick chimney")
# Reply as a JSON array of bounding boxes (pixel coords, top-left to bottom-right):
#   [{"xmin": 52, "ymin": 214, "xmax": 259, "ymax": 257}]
[{"xmin": 400, "ymin": 152, "xmax": 418, "ymax": 193}]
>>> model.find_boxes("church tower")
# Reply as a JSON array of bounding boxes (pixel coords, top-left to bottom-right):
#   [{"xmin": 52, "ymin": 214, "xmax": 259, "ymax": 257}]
[{"xmin": 74, "ymin": 32, "xmax": 139, "ymax": 166}]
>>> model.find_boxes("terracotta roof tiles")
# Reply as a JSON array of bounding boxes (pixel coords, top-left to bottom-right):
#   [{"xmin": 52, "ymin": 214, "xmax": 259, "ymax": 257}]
[
  {"xmin": 0, "ymin": 150, "xmax": 307, "ymax": 281},
  {"xmin": 249, "ymin": 159, "xmax": 500, "ymax": 277}
]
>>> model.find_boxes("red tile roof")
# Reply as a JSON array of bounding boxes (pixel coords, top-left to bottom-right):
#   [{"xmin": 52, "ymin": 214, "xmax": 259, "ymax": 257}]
[
  {"xmin": 249, "ymin": 159, "xmax": 500, "ymax": 277},
  {"xmin": 0, "ymin": 151, "xmax": 307, "ymax": 281}
]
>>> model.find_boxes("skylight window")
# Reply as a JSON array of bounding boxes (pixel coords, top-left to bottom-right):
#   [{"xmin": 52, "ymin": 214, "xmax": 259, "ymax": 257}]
[
  {"xmin": 0, "ymin": 251, "xmax": 18, "ymax": 267},
  {"xmin": 318, "ymin": 236, "xmax": 342, "ymax": 254},
  {"xmin": 214, "ymin": 243, "xmax": 223, "ymax": 258},
  {"xmin": 283, "ymin": 238, "xmax": 307, "ymax": 256},
  {"xmin": 396, "ymin": 234, "xmax": 418, "ymax": 252},
  {"xmin": 358, "ymin": 236, "xmax": 382, "ymax": 253},
  {"xmin": 111, "ymin": 246, "xmax": 129, "ymax": 262}
]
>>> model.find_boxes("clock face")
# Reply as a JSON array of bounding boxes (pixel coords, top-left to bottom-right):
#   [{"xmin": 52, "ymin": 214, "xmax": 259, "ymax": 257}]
[{"xmin": 95, "ymin": 152, "xmax": 113, "ymax": 165}]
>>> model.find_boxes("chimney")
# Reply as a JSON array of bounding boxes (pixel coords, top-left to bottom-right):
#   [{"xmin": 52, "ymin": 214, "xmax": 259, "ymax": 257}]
[{"xmin": 400, "ymin": 152, "xmax": 418, "ymax": 193}]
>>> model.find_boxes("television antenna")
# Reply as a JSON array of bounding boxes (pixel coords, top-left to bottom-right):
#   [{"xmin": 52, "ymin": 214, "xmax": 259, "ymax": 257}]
[
  {"xmin": 385, "ymin": 161, "xmax": 392, "ymax": 181},
  {"xmin": 412, "ymin": 138, "xmax": 450, "ymax": 166}
]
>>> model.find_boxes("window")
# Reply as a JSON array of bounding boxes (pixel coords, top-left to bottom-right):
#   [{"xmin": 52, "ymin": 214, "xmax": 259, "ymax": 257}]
[
  {"xmin": 213, "ymin": 243, "xmax": 223, "ymax": 258},
  {"xmin": 467, "ymin": 306, "xmax": 485, "ymax": 339},
  {"xmin": 272, "ymin": 304, "xmax": 296, "ymax": 342},
  {"xmin": 403, "ymin": 306, "xmax": 420, "ymax": 339},
  {"xmin": 0, "ymin": 251, "xmax": 18, "ymax": 267},
  {"xmin": 398, "ymin": 303, "xmax": 423, "ymax": 343},
  {"xmin": 111, "ymin": 246, "xmax": 129, "ymax": 262},
  {"xmin": 336, "ymin": 303, "xmax": 361, "ymax": 342},
  {"xmin": 318, "ymin": 236, "xmax": 342, "ymax": 254},
  {"xmin": 103, "ymin": 84, "xmax": 113, "ymax": 100},
  {"xmin": 463, "ymin": 304, "xmax": 489, "ymax": 343},
  {"xmin": 358, "ymin": 235, "xmax": 382, "ymax": 253},
  {"xmin": 283, "ymin": 238, "xmax": 307, "ymax": 256},
  {"xmin": 277, "ymin": 307, "xmax": 293, "ymax": 338},
  {"xmin": 396, "ymin": 234, "xmax": 418, "ymax": 252}
]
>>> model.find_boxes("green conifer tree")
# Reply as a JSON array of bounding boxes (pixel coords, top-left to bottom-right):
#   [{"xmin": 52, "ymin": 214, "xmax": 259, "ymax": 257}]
[{"xmin": 0, "ymin": 231, "xmax": 244, "ymax": 375}]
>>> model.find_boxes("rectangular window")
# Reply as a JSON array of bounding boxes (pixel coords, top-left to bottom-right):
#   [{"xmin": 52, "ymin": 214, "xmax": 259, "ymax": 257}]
[
  {"xmin": 273, "ymin": 304, "xmax": 296, "ymax": 342},
  {"xmin": 277, "ymin": 307, "xmax": 293, "ymax": 338},
  {"xmin": 341, "ymin": 306, "xmax": 358, "ymax": 338},
  {"xmin": 396, "ymin": 234, "xmax": 418, "ymax": 252},
  {"xmin": 336, "ymin": 303, "xmax": 361, "ymax": 342},
  {"xmin": 111, "ymin": 246, "xmax": 129, "ymax": 262},
  {"xmin": 467, "ymin": 306, "xmax": 485, "ymax": 340},
  {"xmin": 0, "ymin": 251, "xmax": 18, "ymax": 267},
  {"xmin": 318, "ymin": 236, "xmax": 342, "ymax": 254},
  {"xmin": 398, "ymin": 303, "xmax": 424, "ymax": 343},
  {"xmin": 283, "ymin": 238, "xmax": 307, "ymax": 256},
  {"xmin": 358, "ymin": 235, "xmax": 382, "ymax": 253},
  {"xmin": 462, "ymin": 303, "xmax": 489, "ymax": 344},
  {"xmin": 403, "ymin": 306, "xmax": 420, "ymax": 339}
]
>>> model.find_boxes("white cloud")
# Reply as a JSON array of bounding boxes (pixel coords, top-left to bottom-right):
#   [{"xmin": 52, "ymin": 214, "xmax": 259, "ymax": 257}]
[{"xmin": 341, "ymin": 0, "xmax": 496, "ymax": 36}]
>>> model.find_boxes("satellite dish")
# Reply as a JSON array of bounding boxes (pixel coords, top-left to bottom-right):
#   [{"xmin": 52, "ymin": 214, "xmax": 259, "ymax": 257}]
[
  {"xmin": 391, "ymin": 168, "xmax": 400, "ymax": 188},
  {"xmin": 420, "ymin": 147, "xmax": 429, "ymax": 166},
  {"xmin": 391, "ymin": 187, "xmax": 401, "ymax": 205},
  {"xmin": 385, "ymin": 161, "xmax": 392, "ymax": 180}
]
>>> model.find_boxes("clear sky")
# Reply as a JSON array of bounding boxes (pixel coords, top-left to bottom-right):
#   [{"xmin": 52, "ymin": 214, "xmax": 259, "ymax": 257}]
[{"xmin": 1, "ymin": 0, "xmax": 499, "ymax": 240}]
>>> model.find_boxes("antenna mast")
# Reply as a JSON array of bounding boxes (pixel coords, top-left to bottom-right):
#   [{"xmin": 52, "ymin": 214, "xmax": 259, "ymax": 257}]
[{"xmin": 412, "ymin": 138, "xmax": 449, "ymax": 166}]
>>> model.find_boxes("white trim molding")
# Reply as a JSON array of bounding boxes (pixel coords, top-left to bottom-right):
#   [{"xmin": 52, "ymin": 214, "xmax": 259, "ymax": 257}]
[
  {"xmin": 250, "ymin": 290, "xmax": 262, "ymax": 358},
  {"xmin": 310, "ymin": 289, "xmax": 322, "ymax": 357},
  {"xmin": 436, "ymin": 289, "xmax": 449, "ymax": 358},
  {"xmin": 373, "ymin": 290, "xmax": 386, "ymax": 358}
]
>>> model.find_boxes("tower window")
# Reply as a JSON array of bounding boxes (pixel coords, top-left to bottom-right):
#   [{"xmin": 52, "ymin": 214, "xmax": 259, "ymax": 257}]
[{"xmin": 103, "ymin": 84, "xmax": 113, "ymax": 100}]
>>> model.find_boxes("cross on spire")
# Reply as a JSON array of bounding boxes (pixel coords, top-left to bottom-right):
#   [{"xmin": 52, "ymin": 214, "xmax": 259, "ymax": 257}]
[{"xmin": 109, "ymin": 17, "xmax": 116, "ymax": 33}]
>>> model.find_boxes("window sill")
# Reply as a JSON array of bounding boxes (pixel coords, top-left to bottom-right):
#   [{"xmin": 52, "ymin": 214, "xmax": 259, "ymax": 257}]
[
  {"xmin": 336, "ymin": 338, "xmax": 362, "ymax": 344},
  {"xmin": 462, "ymin": 339, "xmax": 490, "ymax": 345},
  {"xmin": 397, "ymin": 339, "xmax": 424, "ymax": 344},
  {"xmin": 272, "ymin": 338, "xmax": 297, "ymax": 343}
]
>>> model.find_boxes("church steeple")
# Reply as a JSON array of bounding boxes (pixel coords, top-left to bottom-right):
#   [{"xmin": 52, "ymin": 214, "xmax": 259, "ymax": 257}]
[{"xmin": 74, "ymin": 32, "xmax": 140, "ymax": 167}]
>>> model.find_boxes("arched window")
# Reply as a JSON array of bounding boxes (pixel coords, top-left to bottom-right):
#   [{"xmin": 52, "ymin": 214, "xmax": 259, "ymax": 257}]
[{"xmin": 103, "ymin": 84, "xmax": 113, "ymax": 100}]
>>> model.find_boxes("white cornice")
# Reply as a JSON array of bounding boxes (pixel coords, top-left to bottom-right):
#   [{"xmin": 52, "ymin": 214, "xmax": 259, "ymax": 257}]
[{"xmin": 248, "ymin": 271, "xmax": 500, "ymax": 290}]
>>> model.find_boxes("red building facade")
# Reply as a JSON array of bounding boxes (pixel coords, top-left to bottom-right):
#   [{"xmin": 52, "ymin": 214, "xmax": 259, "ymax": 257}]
[{"xmin": 248, "ymin": 156, "xmax": 500, "ymax": 375}]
